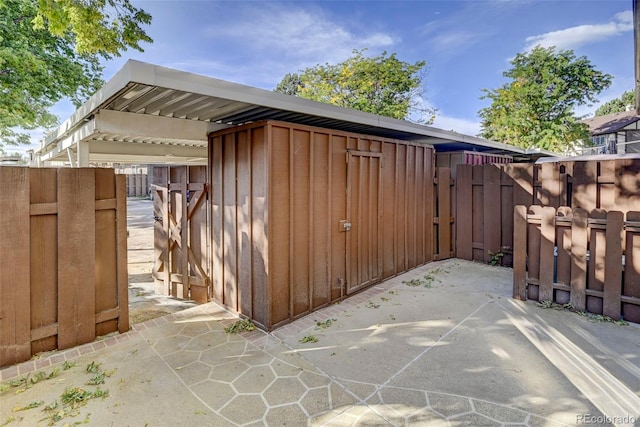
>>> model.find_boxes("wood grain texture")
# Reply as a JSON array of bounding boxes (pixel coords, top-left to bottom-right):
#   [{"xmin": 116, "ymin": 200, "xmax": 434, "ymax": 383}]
[
  {"xmin": 0, "ymin": 168, "xmax": 31, "ymax": 366},
  {"xmin": 57, "ymin": 168, "xmax": 96, "ymax": 350}
]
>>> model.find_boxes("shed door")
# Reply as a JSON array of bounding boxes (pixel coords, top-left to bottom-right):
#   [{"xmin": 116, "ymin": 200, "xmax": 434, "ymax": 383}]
[{"xmin": 346, "ymin": 150, "xmax": 383, "ymax": 294}]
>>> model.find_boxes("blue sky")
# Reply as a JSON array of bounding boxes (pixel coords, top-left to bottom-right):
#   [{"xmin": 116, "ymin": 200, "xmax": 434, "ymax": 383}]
[{"xmin": 18, "ymin": 0, "xmax": 634, "ymax": 154}]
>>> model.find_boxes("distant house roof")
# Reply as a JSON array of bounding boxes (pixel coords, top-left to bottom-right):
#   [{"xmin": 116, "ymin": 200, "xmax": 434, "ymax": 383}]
[{"xmin": 583, "ymin": 109, "xmax": 640, "ymax": 136}]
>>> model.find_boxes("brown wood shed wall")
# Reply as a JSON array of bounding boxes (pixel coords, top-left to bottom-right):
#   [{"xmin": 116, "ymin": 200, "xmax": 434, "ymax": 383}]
[{"xmin": 209, "ymin": 120, "xmax": 435, "ymax": 329}]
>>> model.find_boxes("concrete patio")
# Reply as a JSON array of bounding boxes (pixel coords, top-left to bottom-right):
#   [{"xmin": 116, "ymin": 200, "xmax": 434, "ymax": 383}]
[{"xmin": 1, "ymin": 259, "xmax": 639, "ymax": 426}]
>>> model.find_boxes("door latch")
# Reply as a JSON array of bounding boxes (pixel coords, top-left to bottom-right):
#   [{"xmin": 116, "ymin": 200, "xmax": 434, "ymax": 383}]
[{"xmin": 339, "ymin": 220, "xmax": 352, "ymax": 232}]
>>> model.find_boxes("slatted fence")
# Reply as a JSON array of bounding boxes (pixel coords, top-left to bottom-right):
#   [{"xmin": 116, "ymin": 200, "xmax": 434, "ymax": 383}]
[
  {"xmin": 151, "ymin": 166, "xmax": 209, "ymax": 303},
  {"xmin": 455, "ymin": 159, "xmax": 640, "ymax": 267},
  {"xmin": 513, "ymin": 205, "xmax": 640, "ymax": 324},
  {"xmin": 0, "ymin": 168, "xmax": 128, "ymax": 368}
]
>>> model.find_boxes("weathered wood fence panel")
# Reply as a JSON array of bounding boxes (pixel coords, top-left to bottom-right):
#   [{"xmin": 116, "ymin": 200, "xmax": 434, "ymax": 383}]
[
  {"xmin": 123, "ymin": 173, "xmax": 148, "ymax": 197},
  {"xmin": 456, "ymin": 160, "xmax": 640, "ymax": 267},
  {"xmin": 513, "ymin": 205, "xmax": 640, "ymax": 324},
  {"xmin": 151, "ymin": 166, "xmax": 209, "ymax": 303},
  {"xmin": 434, "ymin": 167, "xmax": 454, "ymax": 261},
  {"xmin": 0, "ymin": 168, "xmax": 128, "ymax": 368}
]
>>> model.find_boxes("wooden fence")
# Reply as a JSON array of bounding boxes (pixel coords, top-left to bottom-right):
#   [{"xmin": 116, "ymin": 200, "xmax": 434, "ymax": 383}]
[
  {"xmin": 513, "ymin": 205, "xmax": 640, "ymax": 324},
  {"xmin": 455, "ymin": 159, "xmax": 640, "ymax": 267},
  {"xmin": 151, "ymin": 166, "xmax": 209, "ymax": 303},
  {"xmin": 124, "ymin": 173, "xmax": 148, "ymax": 197},
  {"xmin": 434, "ymin": 167, "xmax": 454, "ymax": 261},
  {"xmin": 0, "ymin": 168, "xmax": 128, "ymax": 368}
]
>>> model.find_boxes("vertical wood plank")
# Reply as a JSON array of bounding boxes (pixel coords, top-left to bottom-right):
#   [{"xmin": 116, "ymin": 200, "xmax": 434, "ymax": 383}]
[
  {"xmin": 115, "ymin": 174, "xmax": 129, "ymax": 333},
  {"xmin": 438, "ymin": 168, "xmax": 452, "ymax": 259},
  {"xmin": 483, "ymin": 165, "xmax": 501, "ymax": 263},
  {"xmin": 471, "ymin": 165, "xmax": 485, "ymax": 262},
  {"xmin": 623, "ymin": 211, "xmax": 640, "ymax": 323},
  {"xmin": 251, "ymin": 127, "xmax": 269, "ymax": 326},
  {"xmin": 456, "ymin": 165, "xmax": 472, "ymax": 260},
  {"xmin": 424, "ymin": 147, "xmax": 435, "ymax": 262},
  {"xmin": 312, "ymin": 132, "xmax": 330, "ymax": 308},
  {"xmin": 0, "ymin": 168, "xmax": 31, "ymax": 366},
  {"xmin": 513, "ymin": 205, "xmax": 527, "ymax": 300},
  {"xmin": 270, "ymin": 125, "xmax": 291, "ymax": 324},
  {"xmin": 587, "ymin": 209, "xmax": 607, "ymax": 314},
  {"xmin": 29, "ymin": 168, "xmax": 58, "ymax": 355},
  {"xmin": 94, "ymin": 169, "xmax": 118, "ymax": 337},
  {"xmin": 292, "ymin": 129, "xmax": 310, "ymax": 316},
  {"xmin": 539, "ymin": 206, "xmax": 556, "ymax": 302},
  {"xmin": 57, "ymin": 168, "xmax": 96, "ymax": 350},
  {"xmin": 527, "ymin": 206, "xmax": 542, "ymax": 300},
  {"xmin": 570, "ymin": 208, "xmax": 588, "ymax": 311},
  {"xmin": 572, "ymin": 162, "xmax": 597, "ymax": 212},
  {"xmin": 210, "ymin": 137, "xmax": 224, "ymax": 304},
  {"xmin": 237, "ymin": 131, "xmax": 252, "ymax": 316},
  {"xmin": 222, "ymin": 137, "xmax": 238, "ymax": 311},
  {"xmin": 180, "ymin": 167, "xmax": 189, "ymax": 299},
  {"xmin": 603, "ymin": 211, "xmax": 623, "ymax": 319},
  {"xmin": 381, "ymin": 142, "xmax": 396, "ymax": 278}
]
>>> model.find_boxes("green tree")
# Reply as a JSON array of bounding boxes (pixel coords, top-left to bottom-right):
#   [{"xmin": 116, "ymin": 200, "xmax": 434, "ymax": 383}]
[
  {"xmin": 595, "ymin": 90, "xmax": 635, "ymax": 116},
  {"xmin": 274, "ymin": 73, "xmax": 303, "ymax": 96},
  {"xmin": 0, "ymin": 0, "xmax": 152, "ymax": 146},
  {"xmin": 478, "ymin": 46, "xmax": 612, "ymax": 152},
  {"xmin": 275, "ymin": 49, "xmax": 435, "ymax": 123}
]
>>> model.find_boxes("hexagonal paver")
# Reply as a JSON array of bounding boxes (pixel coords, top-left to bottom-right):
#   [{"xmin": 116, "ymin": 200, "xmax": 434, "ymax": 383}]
[
  {"xmin": 140, "ymin": 322, "xmax": 185, "ymax": 340},
  {"xmin": 264, "ymin": 377, "xmax": 308, "ymax": 406},
  {"xmin": 219, "ymin": 395, "xmax": 267, "ymax": 425},
  {"xmin": 191, "ymin": 380, "xmax": 237, "ymax": 411},
  {"xmin": 428, "ymin": 393, "xmax": 472, "ymax": 418},
  {"xmin": 379, "ymin": 386, "xmax": 427, "ymax": 409},
  {"xmin": 179, "ymin": 322, "xmax": 213, "ymax": 337},
  {"xmin": 271, "ymin": 360, "xmax": 305, "ymax": 377},
  {"xmin": 200, "ymin": 342, "xmax": 246, "ymax": 366},
  {"xmin": 232, "ymin": 365, "xmax": 275, "ymax": 393},
  {"xmin": 208, "ymin": 360, "xmax": 250, "ymax": 383},
  {"xmin": 174, "ymin": 361, "xmax": 210, "ymax": 386},
  {"xmin": 184, "ymin": 331, "xmax": 228, "ymax": 351},
  {"xmin": 162, "ymin": 350, "xmax": 200, "ymax": 368},
  {"xmin": 266, "ymin": 403, "xmax": 308, "ymax": 426},
  {"xmin": 153, "ymin": 334, "xmax": 191, "ymax": 355},
  {"xmin": 407, "ymin": 409, "xmax": 448, "ymax": 426},
  {"xmin": 298, "ymin": 370, "xmax": 329, "ymax": 388},
  {"xmin": 329, "ymin": 383, "xmax": 358, "ymax": 409},
  {"xmin": 473, "ymin": 400, "xmax": 528, "ymax": 424},
  {"xmin": 300, "ymin": 387, "xmax": 331, "ymax": 416},
  {"xmin": 449, "ymin": 413, "xmax": 500, "ymax": 426},
  {"xmin": 240, "ymin": 350, "xmax": 276, "ymax": 366}
]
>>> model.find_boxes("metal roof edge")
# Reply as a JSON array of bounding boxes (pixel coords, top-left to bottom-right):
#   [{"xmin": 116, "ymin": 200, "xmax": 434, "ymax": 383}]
[{"xmin": 39, "ymin": 59, "xmax": 541, "ymax": 157}]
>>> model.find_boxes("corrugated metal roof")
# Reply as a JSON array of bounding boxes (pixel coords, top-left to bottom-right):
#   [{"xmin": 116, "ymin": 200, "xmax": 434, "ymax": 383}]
[{"xmin": 36, "ymin": 60, "xmax": 554, "ymax": 164}]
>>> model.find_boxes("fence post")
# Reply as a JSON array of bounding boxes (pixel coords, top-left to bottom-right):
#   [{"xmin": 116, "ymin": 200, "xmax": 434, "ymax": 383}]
[
  {"xmin": 513, "ymin": 205, "xmax": 527, "ymax": 300},
  {"xmin": 570, "ymin": 208, "xmax": 588, "ymax": 311},
  {"xmin": 603, "ymin": 211, "xmax": 623, "ymax": 319}
]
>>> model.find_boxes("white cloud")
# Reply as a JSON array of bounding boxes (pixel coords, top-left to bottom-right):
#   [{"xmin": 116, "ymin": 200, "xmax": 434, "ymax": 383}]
[
  {"xmin": 432, "ymin": 114, "xmax": 481, "ymax": 136},
  {"xmin": 524, "ymin": 10, "xmax": 632, "ymax": 51},
  {"xmin": 204, "ymin": 5, "xmax": 396, "ymax": 66}
]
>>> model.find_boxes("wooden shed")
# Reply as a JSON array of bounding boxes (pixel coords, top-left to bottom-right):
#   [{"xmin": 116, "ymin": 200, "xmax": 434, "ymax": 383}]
[
  {"xmin": 33, "ymin": 61, "xmax": 550, "ymax": 330},
  {"xmin": 209, "ymin": 121, "xmax": 435, "ymax": 329}
]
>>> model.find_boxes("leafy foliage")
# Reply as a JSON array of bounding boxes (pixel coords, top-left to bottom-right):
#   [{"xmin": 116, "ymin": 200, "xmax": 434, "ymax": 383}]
[
  {"xmin": 479, "ymin": 46, "xmax": 612, "ymax": 153},
  {"xmin": 595, "ymin": 90, "xmax": 635, "ymax": 116},
  {"xmin": 275, "ymin": 49, "xmax": 435, "ymax": 123},
  {"xmin": 0, "ymin": 0, "xmax": 152, "ymax": 146}
]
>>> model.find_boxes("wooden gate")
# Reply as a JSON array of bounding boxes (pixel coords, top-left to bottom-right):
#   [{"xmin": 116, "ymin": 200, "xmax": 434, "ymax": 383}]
[
  {"xmin": 152, "ymin": 166, "xmax": 210, "ymax": 303},
  {"xmin": 346, "ymin": 150, "xmax": 383, "ymax": 294}
]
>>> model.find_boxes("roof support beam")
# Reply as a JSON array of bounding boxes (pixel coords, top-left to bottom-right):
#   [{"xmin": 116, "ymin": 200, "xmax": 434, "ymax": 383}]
[{"xmin": 94, "ymin": 109, "xmax": 229, "ymax": 142}]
